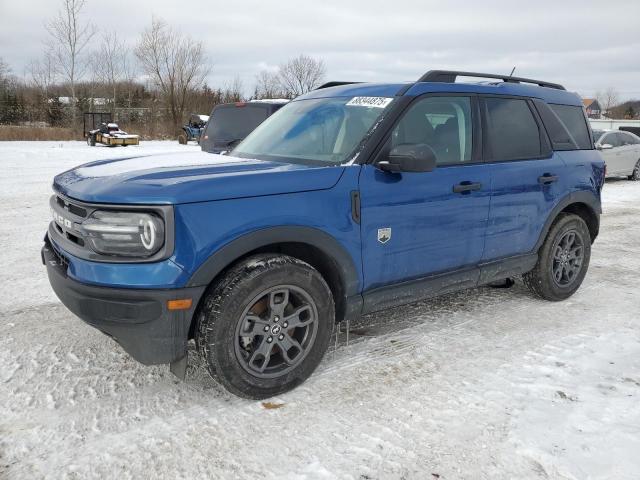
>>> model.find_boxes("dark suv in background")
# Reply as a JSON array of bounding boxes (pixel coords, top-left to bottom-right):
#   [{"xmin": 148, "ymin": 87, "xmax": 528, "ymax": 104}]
[{"xmin": 200, "ymin": 99, "xmax": 288, "ymax": 153}]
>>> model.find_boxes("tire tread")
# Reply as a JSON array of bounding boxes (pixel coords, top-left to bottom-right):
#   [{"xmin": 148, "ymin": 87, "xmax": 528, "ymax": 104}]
[{"xmin": 195, "ymin": 254, "xmax": 333, "ymax": 398}]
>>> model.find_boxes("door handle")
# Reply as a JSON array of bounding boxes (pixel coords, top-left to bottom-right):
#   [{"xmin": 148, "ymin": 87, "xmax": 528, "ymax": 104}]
[
  {"xmin": 538, "ymin": 174, "xmax": 559, "ymax": 185},
  {"xmin": 453, "ymin": 181, "xmax": 482, "ymax": 193}
]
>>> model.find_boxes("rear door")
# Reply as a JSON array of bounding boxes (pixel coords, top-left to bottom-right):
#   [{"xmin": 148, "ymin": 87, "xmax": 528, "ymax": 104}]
[
  {"xmin": 618, "ymin": 132, "xmax": 640, "ymax": 174},
  {"xmin": 599, "ymin": 132, "xmax": 624, "ymax": 175},
  {"xmin": 481, "ymin": 96, "xmax": 566, "ymax": 261}
]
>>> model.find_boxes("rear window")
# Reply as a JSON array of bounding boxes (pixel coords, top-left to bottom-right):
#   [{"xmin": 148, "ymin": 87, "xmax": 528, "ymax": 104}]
[
  {"xmin": 549, "ymin": 104, "xmax": 592, "ymax": 150},
  {"xmin": 206, "ymin": 105, "xmax": 269, "ymax": 144},
  {"xmin": 485, "ymin": 98, "xmax": 541, "ymax": 161}
]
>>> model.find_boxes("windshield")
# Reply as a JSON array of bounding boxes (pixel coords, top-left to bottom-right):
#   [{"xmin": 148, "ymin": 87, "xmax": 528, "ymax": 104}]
[
  {"xmin": 231, "ymin": 96, "xmax": 394, "ymax": 164},
  {"xmin": 207, "ymin": 105, "xmax": 269, "ymax": 144},
  {"xmin": 591, "ymin": 129, "xmax": 605, "ymax": 143}
]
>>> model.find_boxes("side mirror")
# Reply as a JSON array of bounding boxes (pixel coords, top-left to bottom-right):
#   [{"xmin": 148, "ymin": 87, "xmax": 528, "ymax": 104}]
[
  {"xmin": 378, "ymin": 144, "xmax": 437, "ymax": 173},
  {"xmin": 597, "ymin": 143, "xmax": 613, "ymax": 150}
]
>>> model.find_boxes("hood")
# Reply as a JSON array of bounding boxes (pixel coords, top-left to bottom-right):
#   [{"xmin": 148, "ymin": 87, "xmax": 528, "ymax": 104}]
[{"xmin": 53, "ymin": 151, "xmax": 345, "ymax": 205}]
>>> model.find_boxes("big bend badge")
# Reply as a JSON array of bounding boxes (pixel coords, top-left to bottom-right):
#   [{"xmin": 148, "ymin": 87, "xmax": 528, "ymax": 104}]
[{"xmin": 377, "ymin": 227, "xmax": 391, "ymax": 244}]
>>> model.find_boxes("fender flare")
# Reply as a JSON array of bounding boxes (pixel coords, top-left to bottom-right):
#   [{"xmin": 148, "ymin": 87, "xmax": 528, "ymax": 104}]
[
  {"xmin": 186, "ymin": 226, "xmax": 361, "ymax": 298},
  {"xmin": 534, "ymin": 190, "xmax": 601, "ymax": 251}
]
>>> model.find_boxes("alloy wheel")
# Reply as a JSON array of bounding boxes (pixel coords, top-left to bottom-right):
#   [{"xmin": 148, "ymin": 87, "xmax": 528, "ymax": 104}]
[
  {"xmin": 552, "ymin": 229, "xmax": 585, "ymax": 287},
  {"xmin": 234, "ymin": 285, "xmax": 318, "ymax": 378}
]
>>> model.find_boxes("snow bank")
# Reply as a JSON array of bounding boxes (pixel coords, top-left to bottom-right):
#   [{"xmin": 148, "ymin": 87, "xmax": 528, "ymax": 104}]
[{"xmin": 0, "ymin": 142, "xmax": 638, "ymax": 479}]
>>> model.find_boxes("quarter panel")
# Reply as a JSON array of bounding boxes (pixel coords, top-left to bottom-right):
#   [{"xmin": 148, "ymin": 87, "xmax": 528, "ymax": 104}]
[{"xmin": 558, "ymin": 150, "xmax": 605, "ymax": 201}]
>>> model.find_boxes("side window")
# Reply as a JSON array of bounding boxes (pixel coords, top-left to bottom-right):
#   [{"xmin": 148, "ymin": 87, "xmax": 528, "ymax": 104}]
[
  {"xmin": 532, "ymin": 99, "xmax": 577, "ymax": 151},
  {"xmin": 549, "ymin": 104, "xmax": 592, "ymax": 150},
  {"xmin": 620, "ymin": 132, "xmax": 639, "ymax": 145},
  {"xmin": 391, "ymin": 96, "xmax": 473, "ymax": 165},
  {"xmin": 602, "ymin": 133, "xmax": 620, "ymax": 148},
  {"xmin": 485, "ymin": 98, "xmax": 541, "ymax": 161}
]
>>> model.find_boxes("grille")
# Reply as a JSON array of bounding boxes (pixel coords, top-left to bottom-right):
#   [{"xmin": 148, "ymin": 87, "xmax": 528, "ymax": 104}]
[
  {"xmin": 50, "ymin": 194, "xmax": 91, "ymax": 255},
  {"xmin": 56, "ymin": 196, "xmax": 88, "ymax": 219},
  {"xmin": 49, "ymin": 241, "xmax": 69, "ymax": 269}
]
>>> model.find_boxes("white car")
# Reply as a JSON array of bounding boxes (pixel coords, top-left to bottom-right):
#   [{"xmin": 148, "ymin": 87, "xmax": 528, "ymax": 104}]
[{"xmin": 593, "ymin": 129, "xmax": 640, "ymax": 180}]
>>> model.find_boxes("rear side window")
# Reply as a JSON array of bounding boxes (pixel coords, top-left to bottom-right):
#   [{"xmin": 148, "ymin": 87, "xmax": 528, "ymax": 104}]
[
  {"xmin": 485, "ymin": 98, "xmax": 541, "ymax": 161},
  {"xmin": 207, "ymin": 106, "xmax": 269, "ymax": 143},
  {"xmin": 549, "ymin": 104, "xmax": 592, "ymax": 150},
  {"xmin": 532, "ymin": 99, "xmax": 577, "ymax": 151},
  {"xmin": 620, "ymin": 132, "xmax": 640, "ymax": 145}
]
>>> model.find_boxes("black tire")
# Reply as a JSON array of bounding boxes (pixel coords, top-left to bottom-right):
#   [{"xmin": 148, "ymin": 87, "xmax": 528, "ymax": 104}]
[
  {"xmin": 87, "ymin": 135, "xmax": 96, "ymax": 146},
  {"xmin": 629, "ymin": 160, "xmax": 640, "ymax": 181},
  {"xmin": 196, "ymin": 254, "xmax": 334, "ymax": 399},
  {"xmin": 524, "ymin": 213, "xmax": 591, "ymax": 301},
  {"xmin": 178, "ymin": 134, "xmax": 187, "ymax": 145}
]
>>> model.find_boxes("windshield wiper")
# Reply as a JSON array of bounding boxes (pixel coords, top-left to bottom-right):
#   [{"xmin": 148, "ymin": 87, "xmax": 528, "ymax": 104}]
[{"xmin": 224, "ymin": 138, "xmax": 243, "ymax": 147}]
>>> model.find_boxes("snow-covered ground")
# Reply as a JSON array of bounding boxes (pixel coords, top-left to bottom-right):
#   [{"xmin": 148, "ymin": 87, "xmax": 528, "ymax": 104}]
[{"xmin": 0, "ymin": 141, "xmax": 639, "ymax": 480}]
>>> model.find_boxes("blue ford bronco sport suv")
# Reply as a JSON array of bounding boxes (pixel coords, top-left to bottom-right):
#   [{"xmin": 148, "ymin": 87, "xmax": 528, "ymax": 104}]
[{"xmin": 43, "ymin": 71, "xmax": 605, "ymax": 399}]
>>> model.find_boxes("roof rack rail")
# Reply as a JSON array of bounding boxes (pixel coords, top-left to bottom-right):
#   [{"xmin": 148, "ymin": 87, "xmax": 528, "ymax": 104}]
[
  {"xmin": 417, "ymin": 70, "xmax": 566, "ymax": 91},
  {"xmin": 315, "ymin": 81, "xmax": 362, "ymax": 90}
]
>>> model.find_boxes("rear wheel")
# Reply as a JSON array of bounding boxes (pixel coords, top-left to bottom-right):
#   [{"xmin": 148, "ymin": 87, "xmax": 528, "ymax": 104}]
[
  {"xmin": 178, "ymin": 134, "xmax": 187, "ymax": 145},
  {"xmin": 196, "ymin": 254, "xmax": 334, "ymax": 399},
  {"xmin": 87, "ymin": 135, "xmax": 95, "ymax": 146},
  {"xmin": 629, "ymin": 160, "xmax": 640, "ymax": 181},
  {"xmin": 524, "ymin": 213, "xmax": 591, "ymax": 301}
]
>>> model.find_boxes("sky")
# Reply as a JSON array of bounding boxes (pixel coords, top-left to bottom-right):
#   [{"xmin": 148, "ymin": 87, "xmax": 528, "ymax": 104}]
[{"xmin": 1, "ymin": 0, "xmax": 639, "ymax": 100}]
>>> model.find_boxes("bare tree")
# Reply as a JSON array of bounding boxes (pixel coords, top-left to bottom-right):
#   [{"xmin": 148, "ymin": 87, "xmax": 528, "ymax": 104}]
[
  {"xmin": 121, "ymin": 52, "xmax": 137, "ymax": 108},
  {"xmin": 135, "ymin": 17, "xmax": 210, "ymax": 131},
  {"xmin": 86, "ymin": 54, "xmax": 104, "ymax": 111},
  {"xmin": 277, "ymin": 54, "xmax": 326, "ymax": 98},
  {"xmin": 29, "ymin": 51, "xmax": 56, "ymax": 97},
  {"xmin": 28, "ymin": 50, "xmax": 58, "ymax": 115},
  {"xmin": 595, "ymin": 87, "xmax": 620, "ymax": 117},
  {"xmin": 45, "ymin": 0, "xmax": 96, "ymax": 125},
  {"xmin": 222, "ymin": 76, "xmax": 244, "ymax": 103},
  {"xmin": 0, "ymin": 57, "xmax": 9, "ymax": 82},
  {"xmin": 95, "ymin": 31, "xmax": 126, "ymax": 108},
  {"xmin": 254, "ymin": 70, "xmax": 283, "ymax": 99}
]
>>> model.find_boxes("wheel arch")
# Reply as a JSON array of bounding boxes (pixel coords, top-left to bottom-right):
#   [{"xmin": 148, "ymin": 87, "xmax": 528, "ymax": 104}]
[
  {"xmin": 186, "ymin": 226, "xmax": 361, "ymax": 335},
  {"xmin": 535, "ymin": 191, "xmax": 601, "ymax": 251}
]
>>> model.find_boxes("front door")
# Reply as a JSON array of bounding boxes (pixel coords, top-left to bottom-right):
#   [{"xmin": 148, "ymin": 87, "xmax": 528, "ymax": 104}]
[{"xmin": 359, "ymin": 95, "xmax": 491, "ymax": 294}]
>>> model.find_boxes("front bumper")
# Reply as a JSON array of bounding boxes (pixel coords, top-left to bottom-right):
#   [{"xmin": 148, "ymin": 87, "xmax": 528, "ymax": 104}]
[{"xmin": 42, "ymin": 238, "xmax": 206, "ymax": 365}]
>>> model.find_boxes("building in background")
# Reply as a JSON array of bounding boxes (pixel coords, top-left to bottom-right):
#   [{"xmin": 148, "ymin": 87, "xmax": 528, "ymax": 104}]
[{"xmin": 582, "ymin": 98, "xmax": 602, "ymax": 119}]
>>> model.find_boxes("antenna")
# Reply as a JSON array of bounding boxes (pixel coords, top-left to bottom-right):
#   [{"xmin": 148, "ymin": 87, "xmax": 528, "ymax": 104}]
[{"xmin": 509, "ymin": 66, "xmax": 516, "ymax": 77}]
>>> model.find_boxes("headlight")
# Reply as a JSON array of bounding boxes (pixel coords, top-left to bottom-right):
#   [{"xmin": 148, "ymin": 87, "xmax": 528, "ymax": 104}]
[{"xmin": 81, "ymin": 210, "xmax": 165, "ymax": 257}]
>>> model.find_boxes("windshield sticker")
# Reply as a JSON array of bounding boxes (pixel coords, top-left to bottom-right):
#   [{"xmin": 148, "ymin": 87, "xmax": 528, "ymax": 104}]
[{"xmin": 346, "ymin": 97, "xmax": 393, "ymax": 108}]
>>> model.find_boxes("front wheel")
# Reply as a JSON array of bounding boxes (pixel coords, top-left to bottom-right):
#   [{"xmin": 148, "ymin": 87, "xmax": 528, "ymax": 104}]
[
  {"xmin": 196, "ymin": 254, "xmax": 334, "ymax": 399},
  {"xmin": 524, "ymin": 213, "xmax": 591, "ymax": 301},
  {"xmin": 629, "ymin": 160, "xmax": 640, "ymax": 181}
]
